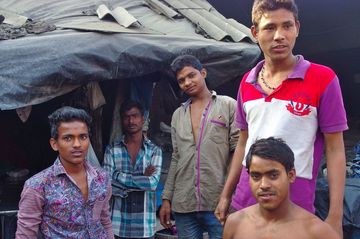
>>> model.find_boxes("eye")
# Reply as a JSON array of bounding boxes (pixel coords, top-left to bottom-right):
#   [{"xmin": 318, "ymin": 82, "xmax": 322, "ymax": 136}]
[
  {"xmin": 283, "ymin": 22, "xmax": 293, "ymax": 30},
  {"xmin": 188, "ymin": 72, "xmax": 196, "ymax": 78},
  {"xmin": 63, "ymin": 136, "xmax": 72, "ymax": 142},
  {"xmin": 80, "ymin": 135, "xmax": 88, "ymax": 140},
  {"xmin": 250, "ymin": 173, "xmax": 261, "ymax": 181},
  {"xmin": 270, "ymin": 172, "xmax": 279, "ymax": 180},
  {"xmin": 134, "ymin": 113, "xmax": 141, "ymax": 118},
  {"xmin": 177, "ymin": 78, "xmax": 185, "ymax": 84},
  {"xmin": 264, "ymin": 25, "xmax": 275, "ymax": 31}
]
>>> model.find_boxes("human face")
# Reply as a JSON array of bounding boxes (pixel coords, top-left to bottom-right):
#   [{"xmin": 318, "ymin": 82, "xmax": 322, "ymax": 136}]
[
  {"xmin": 251, "ymin": 8, "xmax": 300, "ymax": 63},
  {"xmin": 176, "ymin": 66, "xmax": 207, "ymax": 97},
  {"xmin": 249, "ymin": 155, "xmax": 295, "ymax": 211},
  {"xmin": 121, "ymin": 107, "xmax": 144, "ymax": 135},
  {"xmin": 50, "ymin": 121, "xmax": 90, "ymax": 168}
]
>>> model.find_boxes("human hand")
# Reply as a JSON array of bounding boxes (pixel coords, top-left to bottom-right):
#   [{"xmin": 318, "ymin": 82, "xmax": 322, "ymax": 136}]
[
  {"xmin": 159, "ymin": 200, "xmax": 172, "ymax": 229},
  {"xmin": 144, "ymin": 165, "xmax": 156, "ymax": 176},
  {"xmin": 214, "ymin": 197, "xmax": 230, "ymax": 225},
  {"xmin": 325, "ymin": 216, "xmax": 343, "ymax": 238}
]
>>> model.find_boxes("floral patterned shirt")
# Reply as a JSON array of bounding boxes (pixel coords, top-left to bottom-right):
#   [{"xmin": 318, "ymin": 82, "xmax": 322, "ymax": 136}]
[{"xmin": 16, "ymin": 158, "xmax": 114, "ymax": 239}]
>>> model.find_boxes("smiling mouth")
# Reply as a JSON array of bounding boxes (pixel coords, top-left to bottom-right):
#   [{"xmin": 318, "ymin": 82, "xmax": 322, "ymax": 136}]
[
  {"xmin": 71, "ymin": 151, "xmax": 83, "ymax": 156},
  {"xmin": 257, "ymin": 192, "xmax": 276, "ymax": 200},
  {"xmin": 272, "ymin": 45, "xmax": 287, "ymax": 50},
  {"xmin": 186, "ymin": 86, "xmax": 196, "ymax": 92}
]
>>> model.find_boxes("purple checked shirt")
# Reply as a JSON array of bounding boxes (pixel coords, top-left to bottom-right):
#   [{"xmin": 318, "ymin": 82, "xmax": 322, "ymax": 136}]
[{"xmin": 16, "ymin": 158, "xmax": 114, "ymax": 239}]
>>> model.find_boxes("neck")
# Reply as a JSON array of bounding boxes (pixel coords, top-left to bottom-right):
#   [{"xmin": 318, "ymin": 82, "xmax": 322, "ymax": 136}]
[
  {"xmin": 191, "ymin": 88, "xmax": 212, "ymax": 103},
  {"xmin": 59, "ymin": 157, "xmax": 86, "ymax": 176},
  {"xmin": 125, "ymin": 131, "xmax": 143, "ymax": 144},
  {"xmin": 264, "ymin": 55, "xmax": 297, "ymax": 74},
  {"xmin": 258, "ymin": 198, "xmax": 294, "ymax": 222}
]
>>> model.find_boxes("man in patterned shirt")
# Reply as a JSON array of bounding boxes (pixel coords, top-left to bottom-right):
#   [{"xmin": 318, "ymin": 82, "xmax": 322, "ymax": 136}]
[
  {"xmin": 103, "ymin": 100, "xmax": 162, "ymax": 239},
  {"xmin": 16, "ymin": 106, "xmax": 114, "ymax": 239}
]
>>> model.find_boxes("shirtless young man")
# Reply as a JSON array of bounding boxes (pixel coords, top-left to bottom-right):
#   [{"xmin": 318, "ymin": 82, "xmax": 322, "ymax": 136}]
[
  {"xmin": 223, "ymin": 137, "xmax": 340, "ymax": 239},
  {"xmin": 215, "ymin": 0, "xmax": 347, "ymax": 237}
]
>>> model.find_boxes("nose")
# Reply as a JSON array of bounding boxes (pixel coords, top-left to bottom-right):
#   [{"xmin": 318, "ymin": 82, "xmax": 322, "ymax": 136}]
[
  {"xmin": 274, "ymin": 28, "xmax": 285, "ymax": 41},
  {"xmin": 73, "ymin": 137, "xmax": 81, "ymax": 147},
  {"xmin": 259, "ymin": 177, "xmax": 271, "ymax": 190},
  {"xmin": 184, "ymin": 77, "xmax": 191, "ymax": 87},
  {"xmin": 129, "ymin": 116, "xmax": 135, "ymax": 124}
]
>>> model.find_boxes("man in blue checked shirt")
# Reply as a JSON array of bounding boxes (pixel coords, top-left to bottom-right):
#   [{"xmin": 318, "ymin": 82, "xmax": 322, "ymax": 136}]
[{"xmin": 103, "ymin": 100, "xmax": 162, "ymax": 239}]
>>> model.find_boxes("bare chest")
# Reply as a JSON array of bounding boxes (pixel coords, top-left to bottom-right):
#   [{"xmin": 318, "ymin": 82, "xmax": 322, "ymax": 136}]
[
  {"xmin": 234, "ymin": 222, "xmax": 311, "ymax": 239},
  {"xmin": 126, "ymin": 143, "xmax": 141, "ymax": 165},
  {"xmin": 72, "ymin": 174, "xmax": 88, "ymax": 201},
  {"xmin": 190, "ymin": 105, "xmax": 206, "ymax": 143}
]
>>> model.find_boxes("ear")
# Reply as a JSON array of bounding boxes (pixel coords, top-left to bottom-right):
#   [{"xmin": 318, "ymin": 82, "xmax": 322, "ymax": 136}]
[
  {"xmin": 49, "ymin": 138, "xmax": 59, "ymax": 152},
  {"xmin": 200, "ymin": 68, "xmax": 207, "ymax": 79},
  {"xmin": 251, "ymin": 25, "xmax": 258, "ymax": 39},
  {"xmin": 288, "ymin": 168, "xmax": 296, "ymax": 183},
  {"xmin": 141, "ymin": 114, "xmax": 145, "ymax": 125},
  {"xmin": 295, "ymin": 20, "xmax": 300, "ymax": 37}
]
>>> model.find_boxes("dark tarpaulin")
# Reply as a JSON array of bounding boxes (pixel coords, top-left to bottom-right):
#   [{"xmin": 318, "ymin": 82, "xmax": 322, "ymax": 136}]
[
  {"xmin": 0, "ymin": 0, "xmax": 260, "ymax": 110},
  {"xmin": 315, "ymin": 178, "xmax": 360, "ymax": 239}
]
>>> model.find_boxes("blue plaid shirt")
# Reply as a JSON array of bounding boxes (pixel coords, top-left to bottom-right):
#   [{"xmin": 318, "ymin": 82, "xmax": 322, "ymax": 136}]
[{"xmin": 103, "ymin": 136, "xmax": 162, "ymax": 238}]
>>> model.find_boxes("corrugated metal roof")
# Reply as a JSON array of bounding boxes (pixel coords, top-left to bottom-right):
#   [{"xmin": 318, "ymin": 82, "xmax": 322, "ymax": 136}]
[
  {"xmin": 161, "ymin": 0, "xmax": 255, "ymax": 42},
  {"xmin": 0, "ymin": 0, "xmax": 261, "ymax": 109},
  {"xmin": 0, "ymin": 0, "xmax": 254, "ymax": 42},
  {"xmin": 145, "ymin": 0, "xmax": 179, "ymax": 19}
]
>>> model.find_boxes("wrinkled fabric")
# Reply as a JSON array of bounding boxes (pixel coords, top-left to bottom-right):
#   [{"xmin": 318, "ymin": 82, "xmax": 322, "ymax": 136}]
[
  {"xmin": 103, "ymin": 136, "xmax": 162, "ymax": 238},
  {"xmin": 162, "ymin": 91, "xmax": 239, "ymax": 212},
  {"xmin": 16, "ymin": 158, "xmax": 113, "ymax": 239}
]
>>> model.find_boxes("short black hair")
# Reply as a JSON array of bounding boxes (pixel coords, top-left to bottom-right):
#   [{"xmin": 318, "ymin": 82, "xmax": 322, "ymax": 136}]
[
  {"xmin": 120, "ymin": 100, "xmax": 144, "ymax": 117},
  {"xmin": 48, "ymin": 106, "xmax": 92, "ymax": 139},
  {"xmin": 170, "ymin": 55, "xmax": 203, "ymax": 76},
  {"xmin": 246, "ymin": 137, "xmax": 294, "ymax": 172},
  {"xmin": 252, "ymin": 0, "xmax": 299, "ymax": 29}
]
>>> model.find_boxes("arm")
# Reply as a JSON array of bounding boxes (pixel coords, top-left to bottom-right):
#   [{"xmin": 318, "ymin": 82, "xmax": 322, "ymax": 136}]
[
  {"xmin": 228, "ymin": 98, "xmax": 240, "ymax": 153},
  {"xmin": 160, "ymin": 115, "xmax": 179, "ymax": 228},
  {"xmin": 324, "ymin": 132, "xmax": 346, "ymax": 238},
  {"xmin": 309, "ymin": 217, "xmax": 341, "ymax": 239},
  {"xmin": 103, "ymin": 144, "xmax": 118, "ymax": 183},
  {"xmin": 100, "ymin": 177, "xmax": 115, "ymax": 239},
  {"xmin": 215, "ymin": 130, "xmax": 248, "ymax": 225},
  {"xmin": 222, "ymin": 213, "xmax": 238, "ymax": 239},
  {"xmin": 159, "ymin": 199, "xmax": 172, "ymax": 229},
  {"xmin": 16, "ymin": 186, "xmax": 44, "ymax": 238},
  {"xmin": 103, "ymin": 144, "xmax": 162, "ymax": 191},
  {"xmin": 113, "ymin": 146, "xmax": 162, "ymax": 191}
]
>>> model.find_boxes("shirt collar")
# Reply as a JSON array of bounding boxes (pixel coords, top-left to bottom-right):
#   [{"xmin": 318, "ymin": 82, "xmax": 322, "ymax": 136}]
[
  {"xmin": 181, "ymin": 90, "xmax": 217, "ymax": 111},
  {"xmin": 54, "ymin": 158, "xmax": 66, "ymax": 176},
  {"xmin": 246, "ymin": 55, "xmax": 311, "ymax": 84},
  {"xmin": 53, "ymin": 157, "xmax": 96, "ymax": 179},
  {"xmin": 120, "ymin": 134, "xmax": 150, "ymax": 148}
]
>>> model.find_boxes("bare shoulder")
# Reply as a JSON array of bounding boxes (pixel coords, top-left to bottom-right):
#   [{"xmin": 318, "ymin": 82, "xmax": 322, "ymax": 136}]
[
  {"xmin": 226, "ymin": 208, "xmax": 247, "ymax": 225},
  {"xmin": 303, "ymin": 214, "xmax": 340, "ymax": 239},
  {"xmin": 223, "ymin": 206, "xmax": 256, "ymax": 239}
]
